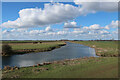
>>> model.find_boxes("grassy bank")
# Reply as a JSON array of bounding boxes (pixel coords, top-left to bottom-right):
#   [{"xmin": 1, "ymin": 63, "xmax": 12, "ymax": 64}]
[
  {"xmin": 71, "ymin": 41, "xmax": 118, "ymax": 57},
  {"xmin": 2, "ymin": 57, "xmax": 118, "ymax": 78},
  {"xmin": 2, "ymin": 41, "xmax": 66, "ymax": 56},
  {"xmin": 2, "ymin": 40, "xmax": 57, "ymax": 43},
  {"xmin": 2, "ymin": 41, "xmax": 119, "ymax": 78}
]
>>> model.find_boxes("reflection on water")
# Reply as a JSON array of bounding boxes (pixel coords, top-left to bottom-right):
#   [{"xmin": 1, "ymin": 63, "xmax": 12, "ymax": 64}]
[{"xmin": 2, "ymin": 42, "xmax": 97, "ymax": 68}]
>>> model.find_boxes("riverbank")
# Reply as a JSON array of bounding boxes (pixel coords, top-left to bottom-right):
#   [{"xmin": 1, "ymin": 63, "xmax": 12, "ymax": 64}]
[
  {"xmin": 2, "ymin": 41, "xmax": 119, "ymax": 78},
  {"xmin": 71, "ymin": 41, "xmax": 118, "ymax": 57},
  {"xmin": 2, "ymin": 41, "xmax": 66, "ymax": 56},
  {"xmin": 2, "ymin": 57, "xmax": 118, "ymax": 78}
]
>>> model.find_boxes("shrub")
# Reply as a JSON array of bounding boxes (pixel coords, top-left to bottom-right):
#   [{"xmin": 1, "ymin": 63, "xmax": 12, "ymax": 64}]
[{"xmin": 2, "ymin": 44, "xmax": 13, "ymax": 56}]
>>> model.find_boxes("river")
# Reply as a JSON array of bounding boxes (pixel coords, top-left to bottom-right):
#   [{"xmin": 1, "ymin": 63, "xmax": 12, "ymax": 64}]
[{"xmin": 2, "ymin": 42, "xmax": 97, "ymax": 68}]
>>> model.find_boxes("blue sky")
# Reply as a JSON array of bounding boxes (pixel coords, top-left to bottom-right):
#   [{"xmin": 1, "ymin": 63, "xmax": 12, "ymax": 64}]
[
  {"xmin": 2, "ymin": 2, "xmax": 118, "ymax": 25},
  {"xmin": 1, "ymin": 2, "xmax": 118, "ymax": 40}
]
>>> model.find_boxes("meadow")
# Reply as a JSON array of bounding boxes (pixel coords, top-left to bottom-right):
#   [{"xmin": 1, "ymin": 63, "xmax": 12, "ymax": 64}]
[
  {"xmin": 2, "ymin": 41, "xmax": 66, "ymax": 56},
  {"xmin": 2, "ymin": 57, "xmax": 118, "ymax": 78},
  {"xmin": 9, "ymin": 41, "xmax": 66, "ymax": 50},
  {"xmin": 72, "ymin": 41, "xmax": 118, "ymax": 57},
  {"xmin": 2, "ymin": 41, "xmax": 119, "ymax": 78},
  {"xmin": 2, "ymin": 40, "xmax": 57, "ymax": 43}
]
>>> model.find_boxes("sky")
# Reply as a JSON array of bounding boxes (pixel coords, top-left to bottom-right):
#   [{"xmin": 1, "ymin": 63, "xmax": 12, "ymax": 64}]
[{"xmin": 1, "ymin": 1, "xmax": 119, "ymax": 40}]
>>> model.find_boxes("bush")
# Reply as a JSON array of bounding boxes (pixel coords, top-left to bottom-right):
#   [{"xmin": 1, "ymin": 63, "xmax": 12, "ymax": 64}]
[{"xmin": 2, "ymin": 44, "xmax": 13, "ymax": 56}]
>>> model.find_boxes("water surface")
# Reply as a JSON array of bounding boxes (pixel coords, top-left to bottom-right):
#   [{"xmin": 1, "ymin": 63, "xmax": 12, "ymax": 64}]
[{"xmin": 2, "ymin": 42, "xmax": 97, "ymax": 68}]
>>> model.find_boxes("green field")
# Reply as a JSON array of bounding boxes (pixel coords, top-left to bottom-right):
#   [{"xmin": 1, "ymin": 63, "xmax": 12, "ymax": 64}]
[
  {"xmin": 9, "ymin": 42, "xmax": 66, "ymax": 50},
  {"xmin": 72, "ymin": 41, "xmax": 118, "ymax": 57},
  {"xmin": 2, "ymin": 41, "xmax": 119, "ymax": 78},
  {"xmin": 2, "ymin": 40, "xmax": 57, "ymax": 43},
  {"xmin": 2, "ymin": 57, "xmax": 118, "ymax": 78},
  {"xmin": 2, "ymin": 41, "xmax": 66, "ymax": 56}
]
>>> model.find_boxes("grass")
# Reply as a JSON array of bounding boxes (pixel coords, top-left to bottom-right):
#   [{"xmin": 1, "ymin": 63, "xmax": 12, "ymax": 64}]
[
  {"xmin": 9, "ymin": 42, "xmax": 65, "ymax": 50},
  {"xmin": 71, "ymin": 41, "xmax": 118, "ymax": 57},
  {"xmin": 2, "ymin": 41, "xmax": 119, "ymax": 78},
  {"xmin": 2, "ymin": 57, "xmax": 118, "ymax": 78},
  {"xmin": 2, "ymin": 40, "xmax": 57, "ymax": 43},
  {"xmin": 2, "ymin": 41, "xmax": 66, "ymax": 55}
]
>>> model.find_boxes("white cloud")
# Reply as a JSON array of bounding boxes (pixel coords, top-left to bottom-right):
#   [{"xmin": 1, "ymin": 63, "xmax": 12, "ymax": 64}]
[
  {"xmin": 2, "ymin": 3, "xmax": 81, "ymax": 28},
  {"xmin": 104, "ymin": 26, "xmax": 110, "ymax": 30},
  {"xmin": 57, "ymin": 31, "xmax": 68, "ymax": 35},
  {"xmin": 64, "ymin": 21, "xmax": 81, "ymax": 28},
  {"xmin": 29, "ymin": 30, "xmax": 41, "ymax": 34},
  {"xmin": 74, "ymin": 0, "xmax": 119, "ymax": 3},
  {"xmin": 2, "ymin": 20, "xmax": 118, "ymax": 40},
  {"xmin": 73, "ymin": 30, "xmax": 87, "ymax": 34},
  {"xmin": 112, "ymin": 29, "xmax": 118, "ymax": 34},
  {"xmin": 105, "ymin": 20, "xmax": 119, "ymax": 28},
  {"xmin": 83, "ymin": 24, "xmax": 109, "ymax": 30},
  {"xmin": 89, "ymin": 24, "xmax": 101, "ymax": 30},
  {"xmin": 74, "ymin": 0, "xmax": 118, "ymax": 15},
  {"xmin": 82, "ymin": 20, "xmax": 119, "ymax": 30},
  {"xmin": 2, "ymin": 2, "xmax": 119, "ymax": 28},
  {"xmin": 100, "ymin": 30, "xmax": 110, "ymax": 34},
  {"xmin": 2, "ymin": 30, "xmax": 9, "ymax": 34},
  {"xmin": 45, "ymin": 26, "xmax": 53, "ymax": 32}
]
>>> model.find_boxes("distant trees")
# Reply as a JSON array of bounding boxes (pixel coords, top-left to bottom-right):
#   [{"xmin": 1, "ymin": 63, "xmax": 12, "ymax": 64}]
[{"xmin": 2, "ymin": 44, "xmax": 13, "ymax": 56}]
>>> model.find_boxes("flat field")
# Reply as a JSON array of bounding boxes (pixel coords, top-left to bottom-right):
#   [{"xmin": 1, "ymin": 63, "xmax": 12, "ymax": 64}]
[
  {"xmin": 2, "ymin": 41, "xmax": 66, "ymax": 55},
  {"xmin": 2, "ymin": 41, "xmax": 119, "ymax": 78},
  {"xmin": 8, "ymin": 41, "xmax": 66, "ymax": 50},
  {"xmin": 72, "ymin": 41, "xmax": 118, "ymax": 57},
  {"xmin": 2, "ymin": 57, "xmax": 118, "ymax": 78}
]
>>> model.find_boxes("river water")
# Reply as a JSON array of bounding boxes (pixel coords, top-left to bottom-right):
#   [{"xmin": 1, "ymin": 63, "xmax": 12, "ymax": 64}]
[{"xmin": 2, "ymin": 42, "xmax": 97, "ymax": 68}]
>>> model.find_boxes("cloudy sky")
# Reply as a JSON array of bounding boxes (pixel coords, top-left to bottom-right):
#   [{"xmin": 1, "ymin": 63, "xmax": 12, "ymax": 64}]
[{"xmin": 1, "ymin": 1, "xmax": 119, "ymax": 40}]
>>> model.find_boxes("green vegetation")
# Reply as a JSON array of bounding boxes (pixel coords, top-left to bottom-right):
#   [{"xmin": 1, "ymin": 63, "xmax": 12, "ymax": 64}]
[
  {"xmin": 2, "ymin": 44, "xmax": 13, "ymax": 56},
  {"xmin": 2, "ymin": 40, "xmax": 57, "ymax": 43},
  {"xmin": 2, "ymin": 41, "xmax": 119, "ymax": 78},
  {"xmin": 72, "ymin": 41, "xmax": 118, "ymax": 57},
  {"xmin": 2, "ymin": 57, "xmax": 118, "ymax": 78},
  {"xmin": 2, "ymin": 41, "xmax": 66, "ymax": 56},
  {"xmin": 9, "ymin": 42, "xmax": 65, "ymax": 50}
]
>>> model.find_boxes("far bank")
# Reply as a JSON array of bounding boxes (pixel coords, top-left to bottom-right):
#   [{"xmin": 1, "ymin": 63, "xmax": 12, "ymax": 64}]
[{"xmin": 1, "ymin": 41, "xmax": 66, "ymax": 56}]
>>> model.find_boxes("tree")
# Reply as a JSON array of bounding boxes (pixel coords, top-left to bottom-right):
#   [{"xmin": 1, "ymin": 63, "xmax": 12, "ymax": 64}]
[{"xmin": 2, "ymin": 44, "xmax": 13, "ymax": 56}]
